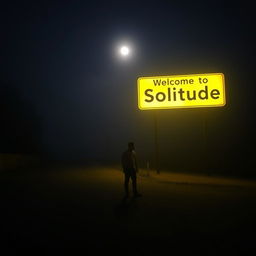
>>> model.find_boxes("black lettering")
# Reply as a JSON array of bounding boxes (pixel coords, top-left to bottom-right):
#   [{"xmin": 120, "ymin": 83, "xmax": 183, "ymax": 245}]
[
  {"xmin": 173, "ymin": 87, "xmax": 177, "ymax": 101},
  {"xmin": 189, "ymin": 79, "xmax": 194, "ymax": 84},
  {"xmin": 203, "ymin": 78, "xmax": 208, "ymax": 83},
  {"xmin": 187, "ymin": 90, "xmax": 196, "ymax": 100},
  {"xmin": 180, "ymin": 79, "xmax": 189, "ymax": 85},
  {"xmin": 162, "ymin": 80, "xmax": 166, "ymax": 86},
  {"xmin": 210, "ymin": 89, "xmax": 220, "ymax": 99},
  {"xmin": 145, "ymin": 89, "xmax": 154, "ymax": 102},
  {"xmin": 178, "ymin": 88, "xmax": 185, "ymax": 101},
  {"xmin": 156, "ymin": 92, "xmax": 166, "ymax": 102},
  {"xmin": 153, "ymin": 79, "xmax": 161, "ymax": 86},
  {"xmin": 168, "ymin": 87, "xmax": 171, "ymax": 101},
  {"xmin": 198, "ymin": 86, "xmax": 209, "ymax": 100}
]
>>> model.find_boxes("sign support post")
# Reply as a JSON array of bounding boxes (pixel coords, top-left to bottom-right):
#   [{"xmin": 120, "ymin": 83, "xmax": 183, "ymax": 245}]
[
  {"xmin": 204, "ymin": 110, "xmax": 209, "ymax": 175},
  {"xmin": 154, "ymin": 111, "xmax": 160, "ymax": 174}
]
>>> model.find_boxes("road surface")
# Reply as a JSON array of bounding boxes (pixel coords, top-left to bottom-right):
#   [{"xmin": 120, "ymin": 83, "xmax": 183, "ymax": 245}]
[{"xmin": 1, "ymin": 166, "xmax": 256, "ymax": 254}]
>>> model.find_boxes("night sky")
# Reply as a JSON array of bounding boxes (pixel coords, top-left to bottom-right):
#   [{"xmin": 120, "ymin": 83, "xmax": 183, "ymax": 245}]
[{"xmin": 1, "ymin": 1, "xmax": 255, "ymax": 176}]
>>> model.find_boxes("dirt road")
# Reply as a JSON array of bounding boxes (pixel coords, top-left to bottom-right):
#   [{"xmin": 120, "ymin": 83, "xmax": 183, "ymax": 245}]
[{"xmin": 1, "ymin": 166, "xmax": 256, "ymax": 254}]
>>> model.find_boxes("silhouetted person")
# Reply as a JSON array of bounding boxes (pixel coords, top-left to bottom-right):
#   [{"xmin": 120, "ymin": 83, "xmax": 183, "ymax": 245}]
[{"xmin": 121, "ymin": 142, "xmax": 141, "ymax": 198}]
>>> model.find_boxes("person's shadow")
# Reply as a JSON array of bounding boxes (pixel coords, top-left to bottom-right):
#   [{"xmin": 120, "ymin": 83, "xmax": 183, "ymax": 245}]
[{"xmin": 114, "ymin": 196, "xmax": 139, "ymax": 218}]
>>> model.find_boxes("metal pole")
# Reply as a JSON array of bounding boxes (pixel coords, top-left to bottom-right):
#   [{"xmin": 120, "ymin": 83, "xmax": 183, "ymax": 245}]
[
  {"xmin": 203, "ymin": 110, "xmax": 209, "ymax": 175},
  {"xmin": 154, "ymin": 111, "xmax": 160, "ymax": 174}
]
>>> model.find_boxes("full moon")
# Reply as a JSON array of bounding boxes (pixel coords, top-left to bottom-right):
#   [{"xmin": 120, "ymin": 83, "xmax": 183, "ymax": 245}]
[{"xmin": 120, "ymin": 46, "xmax": 130, "ymax": 56}]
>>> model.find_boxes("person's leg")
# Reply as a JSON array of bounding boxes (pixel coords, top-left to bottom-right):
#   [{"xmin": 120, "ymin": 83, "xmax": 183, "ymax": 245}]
[
  {"xmin": 131, "ymin": 171, "xmax": 138, "ymax": 196},
  {"xmin": 124, "ymin": 172, "xmax": 130, "ymax": 196}
]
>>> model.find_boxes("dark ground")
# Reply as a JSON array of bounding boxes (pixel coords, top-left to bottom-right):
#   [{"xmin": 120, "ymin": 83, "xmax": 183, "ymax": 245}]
[{"xmin": 1, "ymin": 166, "xmax": 256, "ymax": 255}]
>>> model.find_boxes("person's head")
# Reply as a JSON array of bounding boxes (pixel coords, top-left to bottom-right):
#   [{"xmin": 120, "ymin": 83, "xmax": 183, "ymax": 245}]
[{"xmin": 128, "ymin": 142, "xmax": 135, "ymax": 151}]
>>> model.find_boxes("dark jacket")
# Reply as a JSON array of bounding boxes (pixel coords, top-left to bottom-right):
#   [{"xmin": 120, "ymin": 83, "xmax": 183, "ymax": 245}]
[{"xmin": 122, "ymin": 150, "xmax": 137, "ymax": 171}]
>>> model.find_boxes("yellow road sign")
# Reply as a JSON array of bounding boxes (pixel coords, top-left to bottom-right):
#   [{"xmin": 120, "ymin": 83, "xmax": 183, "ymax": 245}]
[{"xmin": 137, "ymin": 73, "xmax": 226, "ymax": 110}]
